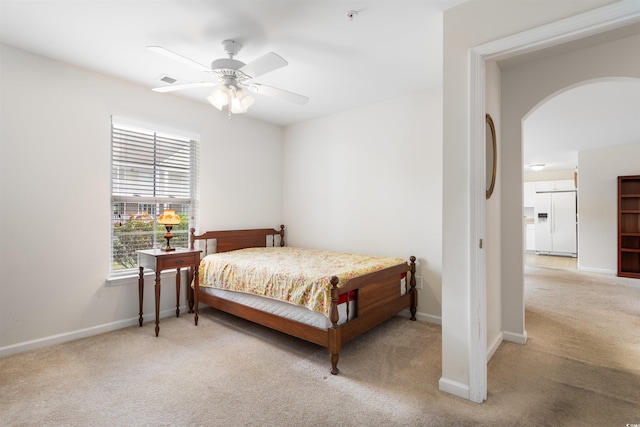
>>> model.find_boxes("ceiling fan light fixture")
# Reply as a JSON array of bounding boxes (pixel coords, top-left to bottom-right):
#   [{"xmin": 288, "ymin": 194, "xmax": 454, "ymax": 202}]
[
  {"xmin": 232, "ymin": 88, "xmax": 255, "ymax": 113},
  {"xmin": 230, "ymin": 98, "xmax": 245, "ymax": 114},
  {"xmin": 207, "ymin": 85, "xmax": 255, "ymax": 114},
  {"xmin": 207, "ymin": 86, "xmax": 230, "ymax": 110}
]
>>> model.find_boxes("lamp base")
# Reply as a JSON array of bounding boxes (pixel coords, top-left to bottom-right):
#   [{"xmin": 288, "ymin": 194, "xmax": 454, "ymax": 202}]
[{"xmin": 163, "ymin": 227, "xmax": 175, "ymax": 251}]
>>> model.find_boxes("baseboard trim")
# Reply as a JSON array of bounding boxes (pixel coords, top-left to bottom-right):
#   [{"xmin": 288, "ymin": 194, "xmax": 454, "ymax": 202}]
[
  {"xmin": 439, "ymin": 377, "xmax": 470, "ymax": 400},
  {"xmin": 2, "ymin": 306, "xmax": 440, "ymax": 358},
  {"xmin": 397, "ymin": 309, "xmax": 442, "ymax": 325},
  {"xmin": 487, "ymin": 332, "xmax": 504, "ymax": 360},
  {"xmin": 503, "ymin": 330, "xmax": 528, "ymax": 345},
  {"xmin": 417, "ymin": 311, "xmax": 442, "ymax": 325},
  {"xmin": 0, "ymin": 306, "xmax": 189, "ymax": 358}
]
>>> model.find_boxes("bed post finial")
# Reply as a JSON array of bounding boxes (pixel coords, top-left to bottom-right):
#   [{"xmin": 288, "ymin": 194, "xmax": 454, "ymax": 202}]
[
  {"xmin": 279, "ymin": 224, "xmax": 285, "ymax": 247},
  {"xmin": 190, "ymin": 228, "xmax": 196, "ymax": 250},
  {"xmin": 328, "ymin": 276, "xmax": 341, "ymax": 375},
  {"xmin": 409, "ymin": 256, "xmax": 417, "ymax": 321}
]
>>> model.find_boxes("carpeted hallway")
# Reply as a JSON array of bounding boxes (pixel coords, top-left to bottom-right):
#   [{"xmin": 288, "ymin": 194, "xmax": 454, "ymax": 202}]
[
  {"xmin": 488, "ymin": 256, "xmax": 640, "ymax": 425},
  {"xmin": 1, "ymin": 258, "xmax": 639, "ymax": 426}
]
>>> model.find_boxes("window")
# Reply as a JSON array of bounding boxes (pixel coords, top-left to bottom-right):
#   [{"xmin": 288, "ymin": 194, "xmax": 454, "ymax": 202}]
[{"xmin": 110, "ymin": 117, "xmax": 199, "ymax": 277}]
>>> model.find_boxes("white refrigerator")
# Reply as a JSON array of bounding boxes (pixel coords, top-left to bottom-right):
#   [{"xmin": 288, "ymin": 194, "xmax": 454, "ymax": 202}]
[{"xmin": 534, "ymin": 190, "xmax": 577, "ymax": 257}]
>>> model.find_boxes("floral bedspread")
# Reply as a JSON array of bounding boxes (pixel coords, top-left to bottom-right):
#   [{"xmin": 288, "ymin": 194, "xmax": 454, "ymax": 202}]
[{"xmin": 198, "ymin": 247, "xmax": 407, "ymax": 316}]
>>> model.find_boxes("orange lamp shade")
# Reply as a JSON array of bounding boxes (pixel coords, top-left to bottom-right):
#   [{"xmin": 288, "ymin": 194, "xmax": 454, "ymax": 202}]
[{"xmin": 158, "ymin": 210, "xmax": 181, "ymax": 225}]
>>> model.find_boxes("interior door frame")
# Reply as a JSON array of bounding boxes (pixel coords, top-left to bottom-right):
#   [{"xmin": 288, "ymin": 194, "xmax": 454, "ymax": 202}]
[{"xmin": 467, "ymin": 0, "xmax": 639, "ymax": 403}]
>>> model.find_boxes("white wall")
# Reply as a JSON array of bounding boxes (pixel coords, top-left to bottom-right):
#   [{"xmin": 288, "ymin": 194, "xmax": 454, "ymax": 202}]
[
  {"xmin": 501, "ymin": 33, "xmax": 640, "ymax": 288},
  {"xmin": 524, "ymin": 169, "xmax": 575, "ymax": 182},
  {"xmin": 442, "ymin": 0, "xmax": 615, "ymax": 401},
  {"xmin": 0, "ymin": 44, "xmax": 283, "ymax": 353},
  {"xmin": 579, "ymin": 144, "xmax": 640, "ymax": 273},
  {"xmin": 282, "ymin": 88, "xmax": 443, "ymax": 323},
  {"xmin": 0, "ymin": 42, "xmax": 444, "ymax": 354}
]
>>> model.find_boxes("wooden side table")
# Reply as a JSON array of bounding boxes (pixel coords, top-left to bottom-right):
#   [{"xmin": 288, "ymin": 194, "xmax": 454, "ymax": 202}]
[{"xmin": 137, "ymin": 248, "xmax": 201, "ymax": 336}]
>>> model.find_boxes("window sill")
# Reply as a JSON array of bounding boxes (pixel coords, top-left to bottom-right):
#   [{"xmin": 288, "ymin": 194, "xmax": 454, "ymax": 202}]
[{"xmin": 106, "ymin": 268, "xmax": 186, "ymax": 287}]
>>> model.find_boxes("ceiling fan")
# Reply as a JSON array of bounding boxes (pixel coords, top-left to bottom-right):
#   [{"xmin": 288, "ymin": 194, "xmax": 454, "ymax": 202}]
[{"xmin": 148, "ymin": 40, "xmax": 309, "ymax": 118}]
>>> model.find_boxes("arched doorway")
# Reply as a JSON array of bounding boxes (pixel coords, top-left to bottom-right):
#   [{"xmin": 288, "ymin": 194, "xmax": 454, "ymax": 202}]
[
  {"xmin": 463, "ymin": 4, "xmax": 639, "ymax": 403},
  {"xmin": 522, "ymin": 77, "xmax": 640, "ymax": 269}
]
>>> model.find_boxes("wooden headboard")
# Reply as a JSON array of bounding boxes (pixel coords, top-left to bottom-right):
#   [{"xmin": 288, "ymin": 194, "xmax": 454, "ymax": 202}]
[{"xmin": 189, "ymin": 225, "xmax": 285, "ymax": 254}]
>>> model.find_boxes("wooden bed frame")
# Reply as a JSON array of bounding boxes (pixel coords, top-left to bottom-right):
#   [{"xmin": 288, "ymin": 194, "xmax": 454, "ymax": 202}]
[{"xmin": 188, "ymin": 225, "xmax": 417, "ymax": 375}]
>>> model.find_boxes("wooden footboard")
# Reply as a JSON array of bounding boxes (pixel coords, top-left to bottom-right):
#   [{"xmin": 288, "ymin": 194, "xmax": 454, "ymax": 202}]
[
  {"xmin": 327, "ymin": 256, "xmax": 416, "ymax": 374},
  {"xmin": 189, "ymin": 226, "xmax": 417, "ymax": 375}
]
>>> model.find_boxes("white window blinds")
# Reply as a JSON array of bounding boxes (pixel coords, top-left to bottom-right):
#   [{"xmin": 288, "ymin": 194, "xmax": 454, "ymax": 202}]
[{"xmin": 110, "ymin": 118, "xmax": 199, "ymax": 276}]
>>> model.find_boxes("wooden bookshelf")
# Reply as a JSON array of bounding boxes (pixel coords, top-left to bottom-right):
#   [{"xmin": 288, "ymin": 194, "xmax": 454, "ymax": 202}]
[{"xmin": 618, "ymin": 175, "xmax": 640, "ymax": 279}]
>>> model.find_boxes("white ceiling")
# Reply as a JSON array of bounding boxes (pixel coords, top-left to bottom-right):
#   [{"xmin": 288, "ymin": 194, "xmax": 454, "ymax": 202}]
[
  {"xmin": 1, "ymin": 0, "xmax": 638, "ymax": 172},
  {"xmin": 500, "ymin": 23, "xmax": 640, "ymax": 173},
  {"xmin": 523, "ymin": 79, "xmax": 640, "ymax": 172},
  {"xmin": 0, "ymin": 0, "xmax": 464, "ymax": 126}
]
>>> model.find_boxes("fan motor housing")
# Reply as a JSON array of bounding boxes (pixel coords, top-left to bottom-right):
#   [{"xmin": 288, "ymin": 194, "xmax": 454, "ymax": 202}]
[
  {"xmin": 211, "ymin": 58, "xmax": 250, "ymax": 81},
  {"xmin": 211, "ymin": 58, "xmax": 245, "ymax": 71}
]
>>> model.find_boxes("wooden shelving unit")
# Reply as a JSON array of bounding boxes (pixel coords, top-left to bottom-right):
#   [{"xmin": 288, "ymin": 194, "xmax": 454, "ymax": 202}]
[{"xmin": 618, "ymin": 175, "xmax": 640, "ymax": 279}]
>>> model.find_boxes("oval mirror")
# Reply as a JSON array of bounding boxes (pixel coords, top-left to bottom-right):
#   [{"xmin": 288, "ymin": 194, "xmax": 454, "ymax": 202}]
[{"xmin": 486, "ymin": 114, "xmax": 497, "ymax": 199}]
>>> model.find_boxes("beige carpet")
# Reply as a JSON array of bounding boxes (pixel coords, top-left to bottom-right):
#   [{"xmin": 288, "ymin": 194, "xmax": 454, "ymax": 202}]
[{"xmin": 1, "ymin": 263, "xmax": 639, "ymax": 426}]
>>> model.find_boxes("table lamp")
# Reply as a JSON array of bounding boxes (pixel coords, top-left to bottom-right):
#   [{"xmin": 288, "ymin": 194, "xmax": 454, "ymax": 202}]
[{"xmin": 157, "ymin": 210, "xmax": 181, "ymax": 251}]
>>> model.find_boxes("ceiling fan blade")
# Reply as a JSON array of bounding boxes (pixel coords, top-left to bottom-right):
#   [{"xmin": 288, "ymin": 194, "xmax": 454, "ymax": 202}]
[
  {"xmin": 147, "ymin": 46, "xmax": 211, "ymax": 73},
  {"xmin": 247, "ymin": 84, "xmax": 309, "ymax": 105},
  {"xmin": 239, "ymin": 52, "xmax": 288, "ymax": 79},
  {"xmin": 152, "ymin": 81, "xmax": 216, "ymax": 93}
]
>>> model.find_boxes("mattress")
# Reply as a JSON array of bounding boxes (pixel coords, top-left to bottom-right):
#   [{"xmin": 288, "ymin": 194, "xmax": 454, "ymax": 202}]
[
  {"xmin": 199, "ymin": 286, "xmax": 356, "ymax": 329},
  {"xmin": 198, "ymin": 246, "xmax": 408, "ymax": 317},
  {"xmin": 200, "ymin": 277, "xmax": 407, "ymax": 329}
]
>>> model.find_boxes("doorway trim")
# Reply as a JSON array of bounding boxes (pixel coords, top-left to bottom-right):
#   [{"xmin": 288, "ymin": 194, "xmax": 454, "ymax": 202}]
[{"xmin": 467, "ymin": 0, "xmax": 640, "ymax": 404}]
